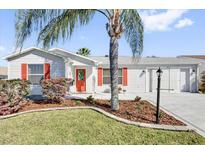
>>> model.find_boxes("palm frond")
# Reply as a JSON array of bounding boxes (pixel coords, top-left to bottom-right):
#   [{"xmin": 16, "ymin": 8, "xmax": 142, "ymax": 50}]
[
  {"xmin": 121, "ymin": 10, "xmax": 144, "ymax": 57},
  {"xmin": 15, "ymin": 9, "xmax": 96, "ymax": 49},
  {"xmin": 15, "ymin": 9, "xmax": 60, "ymax": 49},
  {"xmin": 37, "ymin": 10, "xmax": 95, "ymax": 48}
]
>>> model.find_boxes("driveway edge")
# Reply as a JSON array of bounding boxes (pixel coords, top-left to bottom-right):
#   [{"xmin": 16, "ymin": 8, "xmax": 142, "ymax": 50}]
[
  {"xmin": 0, "ymin": 106, "xmax": 192, "ymax": 132},
  {"xmin": 145, "ymin": 99, "xmax": 204, "ymax": 137}
]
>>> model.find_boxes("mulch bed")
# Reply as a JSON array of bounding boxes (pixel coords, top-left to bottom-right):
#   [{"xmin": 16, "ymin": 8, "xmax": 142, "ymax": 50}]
[{"xmin": 18, "ymin": 99, "xmax": 185, "ymax": 126}]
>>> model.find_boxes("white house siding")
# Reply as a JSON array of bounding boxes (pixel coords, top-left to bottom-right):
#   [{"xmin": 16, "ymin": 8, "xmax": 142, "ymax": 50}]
[
  {"xmin": 7, "ymin": 49, "xmax": 65, "ymax": 95},
  {"xmin": 95, "ymin": 66, "xmax": 147, "ymax": 93},
  {"xmin": 95, "ymin": 65, "xmax": 198, "ymax": 94}
]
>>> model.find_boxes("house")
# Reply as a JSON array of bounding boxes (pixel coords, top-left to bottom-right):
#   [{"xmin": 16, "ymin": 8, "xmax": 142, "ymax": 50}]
[
  {"xmin": 3, "ymin": 47, "xmax": 205, "ymax": 95},
  {"xmin": 0, "ymin": 66, "xmax": 8, "ymax": 80}
]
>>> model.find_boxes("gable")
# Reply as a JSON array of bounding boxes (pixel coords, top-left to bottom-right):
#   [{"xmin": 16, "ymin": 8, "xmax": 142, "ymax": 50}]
[
  {"xmin": 5, "ymin": 47, "xmax": 64, "ymax": 62},
  {"xmin": 49, "ymin": 48, "xmax": 98, "ymax": 66}
]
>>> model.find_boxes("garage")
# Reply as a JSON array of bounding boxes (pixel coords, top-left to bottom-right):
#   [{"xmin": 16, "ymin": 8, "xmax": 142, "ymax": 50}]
[
  {"xmin": 180, "ymin": 68, "xmax": 190, "ymax": 92},
  {"xmin": 127, "ymin": 68, "xmax": 146, "ymax": 92},
  {"xmin": 149, "ymin": 68, "xmax": 170, "ymax": 92},
  {"xmin": 149, "ymin": 68, "xmax": 183, "ymax": 93}
]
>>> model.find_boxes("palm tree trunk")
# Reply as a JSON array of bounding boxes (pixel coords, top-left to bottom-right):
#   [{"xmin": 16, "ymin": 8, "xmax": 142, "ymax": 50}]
[{"xmin": 109, "ymin": 36, "xmax": 119, "ymax": 111}]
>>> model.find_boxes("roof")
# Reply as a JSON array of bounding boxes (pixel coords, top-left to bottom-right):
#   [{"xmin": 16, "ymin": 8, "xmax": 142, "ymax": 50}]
[
  {"xmin": 3, "ymin": 47, "xmax": 97, "ymax": 65},
  {"xmin": 49, "ymin": 48, "xmax": 98, "ymax": 63},
  {"xmin": 0, "ymin": 67, "xmax": 8, "ymax": 75},
  {"xmin": 90, "ymin": 56, "xmax": 205, "ymax": 65},
  {"xmin": 3, "ymin": 47, "xmax": 65, "ymax": 60},
  {"xmin": 3, "ymin": 47, "xmax": 205, "ymax": 66},
  {"xmin": 178, "ymin": 55, "xmax": 205, "ymax": 60}
]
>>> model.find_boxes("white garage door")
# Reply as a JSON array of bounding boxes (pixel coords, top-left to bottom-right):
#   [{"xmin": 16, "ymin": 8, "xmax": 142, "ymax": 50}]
[
  {"xmin": 170, "ymin": 68, "xmax": 180, "ymax": 93},
  {"xmin": 180, "ymin": 68, "xmax": 190, "ymax": 92},
  {"xmin": 128, "ymin": 69, "xmax": 146, "ymax": 92},
  {"xmin": 150, "ymin": 69, "xmax": 170, "ymax": 92}
]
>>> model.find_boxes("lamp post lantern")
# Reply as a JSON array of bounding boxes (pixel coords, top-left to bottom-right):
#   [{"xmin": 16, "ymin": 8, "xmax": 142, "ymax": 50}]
[{"xmin": 156, "ymin": 67, "xmax": 163, "ymax": 124}]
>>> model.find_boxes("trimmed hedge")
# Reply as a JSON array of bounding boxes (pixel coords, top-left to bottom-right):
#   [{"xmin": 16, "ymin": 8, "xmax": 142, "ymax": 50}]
[
  {"xmin": 40, "ymin": 78, "xmax": 73, "ymax": 103},
  {"xmin": 0, "ymin": 79, "xmax": 31, "ymax": 115}
]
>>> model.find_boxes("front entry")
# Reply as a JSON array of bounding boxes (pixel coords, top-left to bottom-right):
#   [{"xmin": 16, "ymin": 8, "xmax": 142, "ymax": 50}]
[{"xmin": 76, "ymin": 69, "xmax": 86, "ymax": 92}]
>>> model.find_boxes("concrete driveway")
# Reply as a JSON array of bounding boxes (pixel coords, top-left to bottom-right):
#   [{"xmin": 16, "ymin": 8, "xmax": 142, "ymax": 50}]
[
  {"xmin": 139, "ymin": 92, "xmax": 205, "ymax": 137},
  {"xmin": 71, "ymin": 92, "xmax": 205, "ymax": 137}
]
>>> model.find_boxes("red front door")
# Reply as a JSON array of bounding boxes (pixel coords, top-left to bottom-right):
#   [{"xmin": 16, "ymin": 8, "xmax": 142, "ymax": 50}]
[{"xmin": 76, "ymin": 69, "xmax": 86, "ymax": 92}]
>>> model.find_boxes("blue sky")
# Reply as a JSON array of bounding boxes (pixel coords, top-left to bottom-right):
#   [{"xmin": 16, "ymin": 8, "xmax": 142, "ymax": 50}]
[{"xmin": 0, "ymin": 9, "xmax": 205, "ymax": 66}]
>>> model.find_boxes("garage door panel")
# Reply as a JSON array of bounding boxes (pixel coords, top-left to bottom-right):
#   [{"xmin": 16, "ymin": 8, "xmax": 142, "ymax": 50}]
[
  {"xmin": 170, "ymin": 69, "xmax": 180, "ymax": 92},
  {"xmin": 151, "ymin": 69, "xmax": 169, "ymax": 92},
  {"xmin": 180, "ymin": 68, "xmax": 190, "ymax": 92},
  {"xmin": 128, "ymin": 69, "xmax": 146, "ymax": 92},
  {"xmin": 161, "ymin": 69, "xmax": 169, "ymax": 90}
]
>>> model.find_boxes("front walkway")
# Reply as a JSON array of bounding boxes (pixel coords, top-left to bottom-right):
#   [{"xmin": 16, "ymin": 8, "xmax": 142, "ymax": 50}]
[{"xmin": 70, "ymin": 92, "xmax": 205, "ymax": 137}]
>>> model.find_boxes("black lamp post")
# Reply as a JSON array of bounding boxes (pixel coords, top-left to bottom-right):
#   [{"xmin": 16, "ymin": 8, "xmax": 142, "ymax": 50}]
[{"xmin": 156, "ymin": 67, "xmax": 163, "ymax": 124}]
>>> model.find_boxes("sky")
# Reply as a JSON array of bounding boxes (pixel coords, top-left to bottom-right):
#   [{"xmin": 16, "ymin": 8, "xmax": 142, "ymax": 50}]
[{"xmin": 0, "ymin": 9, "xmax": 205, "ymax": 66}]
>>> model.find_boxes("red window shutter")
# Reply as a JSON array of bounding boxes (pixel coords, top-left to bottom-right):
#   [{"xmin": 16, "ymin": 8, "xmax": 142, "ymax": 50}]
[
  {"xmin": 98, "ymin": 68, "xmax": 102, "ymax": 86},
  {"xmin": 44, "ymin": 63, "xmax": 50, "ymax": 79},
  {"xmin": 21, "ymin": 64, "xmax": 27, "ymax": 80},
  {"xmin": 123, "ymin": 67, "xmax": 128, "ymax": 86}
]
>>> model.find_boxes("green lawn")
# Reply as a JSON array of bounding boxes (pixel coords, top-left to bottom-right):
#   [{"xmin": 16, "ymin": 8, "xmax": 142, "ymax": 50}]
[{"xmin": 0, "ymin": 109, "xmax": 204, "ymax": 144}]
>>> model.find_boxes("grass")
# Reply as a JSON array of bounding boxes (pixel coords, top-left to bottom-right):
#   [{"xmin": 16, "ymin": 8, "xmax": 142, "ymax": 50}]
[{"xmin": 0, "ymin": 109, "xmax": 205, "ymax": 144}]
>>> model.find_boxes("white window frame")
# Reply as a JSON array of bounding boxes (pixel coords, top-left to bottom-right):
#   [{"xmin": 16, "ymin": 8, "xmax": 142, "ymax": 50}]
[
  {"xmin": 102, "ymin": 68, "xmax": 123, "ymax": 85},
  {"xmin": 28, "ymin": 64, "xmax": 44, "ymax": 85}
]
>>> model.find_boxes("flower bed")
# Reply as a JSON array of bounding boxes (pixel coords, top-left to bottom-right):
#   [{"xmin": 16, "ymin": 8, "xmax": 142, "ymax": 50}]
[{"xmin": 18, "ymin": 97, "xmax": 185, "ymax": 126}]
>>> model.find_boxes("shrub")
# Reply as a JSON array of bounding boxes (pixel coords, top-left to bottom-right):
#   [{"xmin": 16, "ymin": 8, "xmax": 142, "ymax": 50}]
[
  {"xmin": 134, "ymin": 96, "xmax": 141, "ymax": 102},
  {"xmin": 0, "ymin": 79, "xmax": 31, "ymax": 115},
  {"xmin": 86, "ymin": 95, "xmax": 95, "ymax": 104},
  {"xmin": 40, "ymin": 77, "xmax": 73, "ymax": 103},
  {"xmin": 199, "ymin": 71, "xmax": 205, "ymax": 93},
  {"xmin": 75, "ymin": 100, "xmax": 82, "ymax": 105},
  {"xmin": 118, "ymin": 86, "xmax": 122, "ymax": 93}
]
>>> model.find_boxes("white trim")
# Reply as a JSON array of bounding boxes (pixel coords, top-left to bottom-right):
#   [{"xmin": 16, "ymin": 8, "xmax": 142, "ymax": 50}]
[
  {"xmin": 3, "ymin": 47, "xmax": 65, "ymax": 60},
  {"xmin": 49, "ymin": 48, "xmax": 98, "ymax": 63}
]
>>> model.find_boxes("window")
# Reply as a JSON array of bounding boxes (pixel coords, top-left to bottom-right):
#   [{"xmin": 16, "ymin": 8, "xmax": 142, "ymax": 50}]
[
  {"xmin": 28, "ymin": 64, "xmax": 44, "ymax": 85},
  {"xmin": 103, "ymin": 69, "xmax": 123, "ymax": 84}
]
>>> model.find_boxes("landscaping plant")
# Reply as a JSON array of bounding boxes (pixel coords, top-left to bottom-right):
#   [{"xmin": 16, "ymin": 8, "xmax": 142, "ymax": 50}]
[
  {"xmin": 0, "ymin": 79, "xmax": 30, "ymax": 115},
  {"xmin": 75, "ymin": 100, "xmax": 82, "ymax": 105},
  {"xmin": 86, "ymin": 95, "xmax": 96, "ymax": 104},
  {"xmin": 199, "ymin": 71, "xmax": 205, "ymax": 93},
  {"xmin": 40, "ymin": 77, "xmax": 73, "ymax": 103}
]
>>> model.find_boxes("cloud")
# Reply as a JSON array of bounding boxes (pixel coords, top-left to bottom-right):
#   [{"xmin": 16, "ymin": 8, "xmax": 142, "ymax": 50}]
[
  {"xmin": 139, "ymin": 10, "xmax": 191, "ymax": 32},
  {"xmin": 0, "ymin": 45, "xmax": 6, "ymax": 52},
  {"xmin": 174, "ymin": 18, "xmax": 194, "ymax": 28},
  {"xmin": 80, "ymin": 35, "xmax": 88, "ymax": 40}
]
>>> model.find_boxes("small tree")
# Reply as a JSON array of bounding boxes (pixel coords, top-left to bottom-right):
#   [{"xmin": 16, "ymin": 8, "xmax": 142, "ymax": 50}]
[
  {"xmin": 199, "ymin": 71, "xmax": 205, "ymax": 93},
  {"xmin": 76, "ymin": 47, "xmax": 91, "ymax": 56}
]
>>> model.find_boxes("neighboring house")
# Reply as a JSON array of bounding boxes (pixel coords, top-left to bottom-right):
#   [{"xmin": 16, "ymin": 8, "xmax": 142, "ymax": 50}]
[
  {"xmin": 0, "ymin": 66, "xmax": 8, "ymax": 80},
  {"xmin": 4, "ymin": 47, "xmax": 205, "ymax": 95}
]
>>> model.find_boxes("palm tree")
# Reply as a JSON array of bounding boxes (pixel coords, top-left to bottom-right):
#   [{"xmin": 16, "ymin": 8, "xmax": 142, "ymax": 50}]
[
  {"xmin": 15, "ymin": 9, "xmax": 143, "ymax": 111},
  {"xmin": 76, "ymin": 47, "xmax": 91, "ymax": 56}
]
